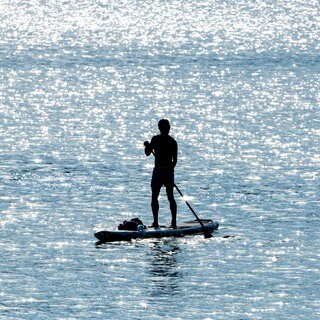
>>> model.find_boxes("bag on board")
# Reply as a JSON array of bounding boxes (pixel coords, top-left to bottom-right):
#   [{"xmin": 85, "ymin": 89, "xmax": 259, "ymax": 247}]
[{"xmin": 118, "ymin": 218, "xmax": 145, "ymax": 231}]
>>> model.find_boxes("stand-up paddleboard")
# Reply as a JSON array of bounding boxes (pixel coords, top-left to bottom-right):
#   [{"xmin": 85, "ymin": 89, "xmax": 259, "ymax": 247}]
[{"xmin": 94, "ymin": 219, "xmax": 219, "ymax": 243}]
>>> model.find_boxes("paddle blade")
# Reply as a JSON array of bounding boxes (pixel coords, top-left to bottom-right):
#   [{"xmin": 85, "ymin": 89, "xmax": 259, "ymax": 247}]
[{"xmin": 203, "ymin": 228, "xmax": 213, "ymax": 239}]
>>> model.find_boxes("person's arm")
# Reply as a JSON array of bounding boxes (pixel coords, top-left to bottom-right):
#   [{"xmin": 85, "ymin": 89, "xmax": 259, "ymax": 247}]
[
  {"xmin": 172, "ymin": 140, "xmax": 178, "ymax": 168},
  {"xmin": 144, "ymin": 138, "xmax": 153, "ymax": 156}
]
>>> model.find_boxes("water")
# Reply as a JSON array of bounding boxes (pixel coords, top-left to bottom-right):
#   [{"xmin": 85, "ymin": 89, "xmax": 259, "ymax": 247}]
[{"xmin": 1, "ymin": 0, "xmax": 319, "ymax": 319}]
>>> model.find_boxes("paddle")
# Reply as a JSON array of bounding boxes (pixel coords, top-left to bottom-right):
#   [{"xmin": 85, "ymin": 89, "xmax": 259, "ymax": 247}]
[
  {"xmin": 173, "ymin": 183, "xmax": 213, "ymax": 239},
  {"xmin": 149, "ymin": 150, "xmax": 212, "ymax": 239}
]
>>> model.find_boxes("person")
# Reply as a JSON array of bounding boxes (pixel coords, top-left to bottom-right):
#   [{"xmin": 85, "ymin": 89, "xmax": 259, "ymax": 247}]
[{"xmin": 144, "ymin": 119, "xmax": 178, "ymax": 229}]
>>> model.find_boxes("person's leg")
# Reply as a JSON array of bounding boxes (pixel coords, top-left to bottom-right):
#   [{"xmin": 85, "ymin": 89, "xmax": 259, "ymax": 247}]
[
  {"xmin": 151, "ymin": 186, "xmax": 161, "ymax": 227},
  {"xmin": 151, "ymin": 168, "xmax": 162, "ymax": 228},
  {"xmin": 166, "ymin": 185, "xmax": 177, "ymax": 228}
]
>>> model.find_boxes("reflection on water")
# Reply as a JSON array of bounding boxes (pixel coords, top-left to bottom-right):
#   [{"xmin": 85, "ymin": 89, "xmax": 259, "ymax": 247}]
[{"xmin": 147, "ymin": 240, "xmax": 182, "ymax": 297}]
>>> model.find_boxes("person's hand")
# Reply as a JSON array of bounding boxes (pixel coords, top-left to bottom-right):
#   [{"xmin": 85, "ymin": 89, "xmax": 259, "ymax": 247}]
[{"xmin": 144, "ymin": 141, "xmax": 150, "ymax": 147}]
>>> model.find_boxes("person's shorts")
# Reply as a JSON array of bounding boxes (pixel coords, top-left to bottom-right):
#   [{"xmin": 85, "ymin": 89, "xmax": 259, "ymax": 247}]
[{"xmin": 151, "ymin": 167, "xmax": 174, "ymax": 189}]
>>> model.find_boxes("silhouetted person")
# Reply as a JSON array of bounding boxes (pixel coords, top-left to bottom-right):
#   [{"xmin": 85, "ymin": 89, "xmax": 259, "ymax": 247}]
[{"xmin": 144, "ymin": 119, "xmax": 177, "ymax": 229}]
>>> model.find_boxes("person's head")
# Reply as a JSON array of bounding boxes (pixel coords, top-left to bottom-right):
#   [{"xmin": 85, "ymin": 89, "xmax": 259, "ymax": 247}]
[{"xmin": 158, "ymin": 119, "xmax": 171, "ymax": 135}]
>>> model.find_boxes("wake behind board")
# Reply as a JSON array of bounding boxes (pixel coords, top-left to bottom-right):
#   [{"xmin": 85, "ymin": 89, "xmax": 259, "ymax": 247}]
[{"xmin": 94, "ymin": 219, "xmax": 219, "ymax": 243}]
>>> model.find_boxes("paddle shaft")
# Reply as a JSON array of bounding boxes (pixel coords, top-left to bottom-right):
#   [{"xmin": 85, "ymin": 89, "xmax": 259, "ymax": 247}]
[
  {"xmin": 173, "ymin": 183, "xmax": 212, "ymax": 238},
  {"xmin": 149, "ymin": 150, "xmax": 212, "ymax": 238}
]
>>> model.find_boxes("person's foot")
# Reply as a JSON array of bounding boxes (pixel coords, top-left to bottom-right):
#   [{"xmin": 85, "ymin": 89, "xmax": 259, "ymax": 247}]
[
  {"xmin": 170, "ymin": 222, "xmax": 177, "ymax": 229},
  {"xmin": 151, "ymin": 222, "xmax": 160, "ymax": 229}
]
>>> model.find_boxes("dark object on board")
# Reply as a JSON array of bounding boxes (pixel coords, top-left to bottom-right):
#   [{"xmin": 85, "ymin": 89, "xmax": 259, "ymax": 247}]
[{"xmin": 118, "ymin": 218, "xmax": 146, "ymax": 231}]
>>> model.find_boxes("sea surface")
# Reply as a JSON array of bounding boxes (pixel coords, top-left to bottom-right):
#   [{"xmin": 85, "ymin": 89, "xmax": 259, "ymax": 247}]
[{"xmin": 0, "ymin": 0, "xmax": 319, "ymax": 319}]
